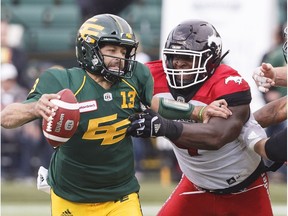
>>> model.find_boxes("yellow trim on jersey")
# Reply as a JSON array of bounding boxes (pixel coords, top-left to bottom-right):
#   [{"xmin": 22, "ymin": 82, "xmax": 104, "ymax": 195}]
[
  {"xmin": 121, "ymin": 79, "xmax": 139, "ymax": 101},
  {"xmin": 74, "ymin": 75, "xmax": 86, "ymax": 96},
  {"xmin": 121, "ymin": 79, "xmax": 137, "ymax": 93},
  {"xmin": 28, "ymin": 78, "xmax": 39, "ymax": 95}
]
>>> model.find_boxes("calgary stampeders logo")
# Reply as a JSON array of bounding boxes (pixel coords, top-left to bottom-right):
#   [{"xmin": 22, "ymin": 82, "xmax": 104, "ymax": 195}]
[{"xmin": 225, "ymin": 76, "xmax": 243, "ymax": 85}]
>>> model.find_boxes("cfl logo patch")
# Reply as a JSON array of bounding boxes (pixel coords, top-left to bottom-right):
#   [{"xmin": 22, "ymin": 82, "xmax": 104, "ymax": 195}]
[
  {"xmin": 65, "ymin": 120, "xmax": 75, "ymax": 131},
  {"xmin": 104, "ymin": 93, "xmax": 113, "ymax": 101}
]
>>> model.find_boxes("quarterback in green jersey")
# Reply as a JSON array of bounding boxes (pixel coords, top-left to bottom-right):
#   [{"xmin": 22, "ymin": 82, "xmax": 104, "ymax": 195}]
[{"xmin": 1, "ymin": 14, "xmax": 153, "ymax": 216}]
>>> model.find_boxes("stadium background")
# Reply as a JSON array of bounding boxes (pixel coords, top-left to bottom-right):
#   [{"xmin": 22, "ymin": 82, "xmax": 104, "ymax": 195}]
[{"xmin": 1, "ymin": 0, "xmax": 287, "ymax": 215}]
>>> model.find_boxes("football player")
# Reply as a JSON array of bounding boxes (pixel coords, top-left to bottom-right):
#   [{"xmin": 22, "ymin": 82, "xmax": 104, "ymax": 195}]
[
  {"xmin": 1, "ymin": 14, "xmax": 232, "ymax": 216},
  {"xmin": 251, "ymin": 27, "xmax": 287, "ymax": 162},
  {"xmin": 1, "ymin": 14, "xmax": 153, "ymax": 216},
  {"xmin": 127, "ymin": 19, "xmax": 274, "ymax": 215}
]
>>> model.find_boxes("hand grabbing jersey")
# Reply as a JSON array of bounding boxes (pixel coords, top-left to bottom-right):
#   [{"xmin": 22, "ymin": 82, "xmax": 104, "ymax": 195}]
[{"xmin": 127, "ymin": 109, "xmax": 183, "ymax": 140}]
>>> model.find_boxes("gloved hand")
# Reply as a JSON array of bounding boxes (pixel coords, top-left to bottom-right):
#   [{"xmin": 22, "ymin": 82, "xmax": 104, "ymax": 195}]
[
  {"xmin": 127, "ymin": 109, "xmax": 166, "ymax": 137},
  {"xmin": 252, "ymin": 63, "xmax": 275, "ymax": 93},
  {"xmin": 127, "ymin": 109, "xmax": 183, "ymax": 140}
]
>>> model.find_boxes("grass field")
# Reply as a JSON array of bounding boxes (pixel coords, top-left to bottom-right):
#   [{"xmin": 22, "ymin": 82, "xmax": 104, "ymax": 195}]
[{"xmin": 1, "ymin": 176, "xmax": 287, "ymax": 216}]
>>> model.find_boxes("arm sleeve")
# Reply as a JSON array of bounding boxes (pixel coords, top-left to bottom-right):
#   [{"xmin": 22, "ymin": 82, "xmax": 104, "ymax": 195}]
[
  {"xmin": 265, "ymin": 128, "xmax": 287, "ymax": 162},
  {"xmin": 138, "ymin": 63, "xmax": 154, "ymax": 107}
]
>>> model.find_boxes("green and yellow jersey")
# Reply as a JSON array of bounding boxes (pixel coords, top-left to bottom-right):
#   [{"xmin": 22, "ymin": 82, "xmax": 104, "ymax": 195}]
[{"xmin": 26, "ymin": 62, "xmax": 153, "ymax": 202}]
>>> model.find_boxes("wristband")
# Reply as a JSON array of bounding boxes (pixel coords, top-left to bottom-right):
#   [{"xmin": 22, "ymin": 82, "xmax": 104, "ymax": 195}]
[
  {"xmin": 158, "ymin": 98, "xmax": 194, "ymax": 120},
  {"xmin": 164, "ymin": 119, "xmax": 183, "ymax": 140},
  {"xmin": 198, "ymin": 106, "xmax": 206, "ymax": 122}
]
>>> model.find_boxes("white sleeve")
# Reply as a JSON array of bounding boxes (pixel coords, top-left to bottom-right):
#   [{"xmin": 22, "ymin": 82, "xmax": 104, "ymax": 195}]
[{"xmin": 239, "ymin": 113, "xmax": 267, "ymax": 150}]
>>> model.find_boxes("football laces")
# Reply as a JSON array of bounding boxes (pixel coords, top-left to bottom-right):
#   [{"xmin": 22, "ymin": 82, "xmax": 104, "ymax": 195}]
[
  {"xmin": 46, "ymin": 108, "xmax": 56, "ymax": 132},
  {"xmin": 46, "ymin": 119, "xmax": 53, "ymax": 132}
]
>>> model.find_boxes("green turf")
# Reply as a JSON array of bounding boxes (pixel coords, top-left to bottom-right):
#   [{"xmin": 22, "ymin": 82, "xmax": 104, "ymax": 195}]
[
  {"xmin": 1, "ymin": 178, "xmax": 287, "ymax": 216},
  {"xmin": 1, "ymin": 178, "xmax": 286, "ymax": 204}
]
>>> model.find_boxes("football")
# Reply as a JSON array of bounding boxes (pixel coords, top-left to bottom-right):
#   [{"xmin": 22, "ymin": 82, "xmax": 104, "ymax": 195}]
[{"xmin": 42, "ymin": 89, "xmax": 80, "ymax": 147}]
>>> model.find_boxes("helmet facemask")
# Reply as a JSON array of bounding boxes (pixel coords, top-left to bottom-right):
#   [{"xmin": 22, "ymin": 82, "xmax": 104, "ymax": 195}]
[
  {"xmin": 162, "ymin": 48, "xmax": 213, "ymax": 89},
  {"xmin": 75, "ymin": 14, "xmax": 138, "ymax": 84},
  {"xmin": 162, "ymin": 20, "xmax": 226, "ymax": 90},
  {"xmin": 99, "ymin": 41, "xmax": 138, "ymax": 83},
  {"xmin": 77, "ymin": 36, "xmax": 138, "ymax": 83}
]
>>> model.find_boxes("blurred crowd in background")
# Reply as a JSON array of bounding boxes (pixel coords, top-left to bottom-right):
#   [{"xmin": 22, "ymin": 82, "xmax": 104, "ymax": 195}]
[{"xmin": 1, "ymin": 0, "xmax": 287, "ymax": 185}]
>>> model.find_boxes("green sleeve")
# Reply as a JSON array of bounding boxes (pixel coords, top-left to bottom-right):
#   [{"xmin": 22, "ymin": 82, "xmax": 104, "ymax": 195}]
[
  {"xmin": 137, "ymin": 63, "xmax": 154, "ymax": 107},
  {"xmin": 26, "ymin": 68, "xmax": 70, "ymax": 102}
]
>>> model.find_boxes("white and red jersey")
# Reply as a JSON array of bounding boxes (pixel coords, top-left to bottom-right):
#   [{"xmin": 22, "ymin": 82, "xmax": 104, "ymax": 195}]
[{"xmin": 146, "ymin": 60, "xmax": 266, "ymax": 190}]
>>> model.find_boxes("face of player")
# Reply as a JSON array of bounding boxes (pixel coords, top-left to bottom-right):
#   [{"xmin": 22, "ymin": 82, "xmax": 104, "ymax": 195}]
[
  {"xmin": 100, "ymin": 45, "xmax": 126, "ymax": 72},
  {"xmin": 172, "ymin": 54, "xmax": 199, "ymax": 84}
]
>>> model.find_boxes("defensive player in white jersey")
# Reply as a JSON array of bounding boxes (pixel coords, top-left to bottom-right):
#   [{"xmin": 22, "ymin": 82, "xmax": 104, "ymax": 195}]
[{"xmin": 127, "ymin": 20, "xmax": 273, "ymax": 216}]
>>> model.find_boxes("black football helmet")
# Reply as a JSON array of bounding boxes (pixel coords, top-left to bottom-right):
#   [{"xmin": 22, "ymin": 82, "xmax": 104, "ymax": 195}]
[
  {"xmin": 162, "ymin": 19, "xmax": 228, "ymax": 89},
  {"xmin": 76, "ymin": 14, "xmax": 138, "ymax": 83}
]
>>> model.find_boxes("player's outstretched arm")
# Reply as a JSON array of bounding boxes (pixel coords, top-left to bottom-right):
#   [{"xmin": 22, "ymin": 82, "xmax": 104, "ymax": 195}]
[
  {"xmin": 127, "ymin": 104, "xmax": 248, "ymax": 150},
  {"xmin": 252, "ymin": 63, "xmax": 287, "ymax": 92},
  {"xmin": 253, "ymin": 96, "xmax": 287, "ymax": 128},
  {"xmin": 1, "ymin": 94, "xmax": 60, "ymax": 129},
  {"xmin": 273, "ymin": 65, "xmax": 287, "ymax": 87},
  {"xmin": 1, "ymin": 103, "xmax": 37, "ymax": 128},
  {"xmin": 150, "ymin": 97, "xmax": 232, "ymax": 123}
]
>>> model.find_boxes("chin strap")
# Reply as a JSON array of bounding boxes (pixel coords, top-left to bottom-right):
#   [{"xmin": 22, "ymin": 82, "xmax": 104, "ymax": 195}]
[
  {"xmin": 214, "ymin": 50, "xmax": 230, "ymax": 66},
  {"xmin": 101, "ymin": 69, "xmax": 121, "ymax": 84}
]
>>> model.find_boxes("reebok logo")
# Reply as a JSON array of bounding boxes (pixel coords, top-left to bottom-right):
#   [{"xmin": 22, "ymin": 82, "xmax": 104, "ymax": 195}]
[{"xmin": 61, "ymin": 209, "xmax": 73, "ymax": 216}]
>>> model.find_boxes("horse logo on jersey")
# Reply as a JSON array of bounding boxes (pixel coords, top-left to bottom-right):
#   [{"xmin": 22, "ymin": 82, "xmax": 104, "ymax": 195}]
[{"xmin": 225, "ymin": 76, "xmax": 243, "ymax": 85}]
